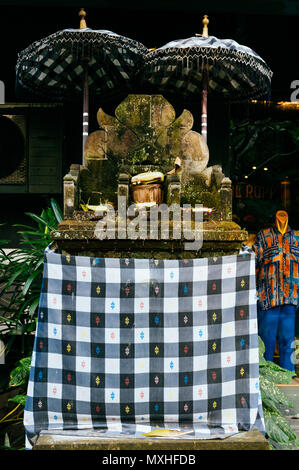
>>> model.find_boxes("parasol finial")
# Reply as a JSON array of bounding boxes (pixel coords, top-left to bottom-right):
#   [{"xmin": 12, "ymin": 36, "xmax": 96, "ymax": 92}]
[
  {"xmin": 79, "ymin": 8, "xmax": 87, "ymax": 29},
  {"xmin": 202, "ymin": 15, "xmax": 209, "ymax": 37}
]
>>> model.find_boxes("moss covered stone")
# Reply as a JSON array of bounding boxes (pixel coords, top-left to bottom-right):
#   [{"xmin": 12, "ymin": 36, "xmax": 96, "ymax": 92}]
[{"xmin": 51, "ymin": 217, "xmax": 247, "ymax": 259}]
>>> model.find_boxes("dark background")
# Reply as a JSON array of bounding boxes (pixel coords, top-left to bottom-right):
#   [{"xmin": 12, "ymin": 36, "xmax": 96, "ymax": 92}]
[{"xmin": 1, "ymin": 0, "xmax": 298, "ymax": 103}]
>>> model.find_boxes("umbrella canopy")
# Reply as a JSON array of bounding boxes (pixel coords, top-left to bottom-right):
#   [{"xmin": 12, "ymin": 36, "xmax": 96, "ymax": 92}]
[
  {"xmin": 143, "ymin": 36, "xmax": 272, "ymax": 100},
  {"xmin": 16, "ymin": 9, "xmax": 147, "ymax": 101},
  {"xmin": 15, "ymin": 9, "xmax": 148, "ymax": 162},
  {"xmin": 141, "ymin": 15, "xmax": 272, "ymax": 141}
]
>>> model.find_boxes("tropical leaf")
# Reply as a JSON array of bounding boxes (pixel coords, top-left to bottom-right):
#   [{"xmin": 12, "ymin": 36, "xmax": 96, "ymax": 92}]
[
  {"xmin": 261, "ymin": 393, "xmax": 280, "ymax": 415},
  {"xmin": 24, "ymin": 212, "xmax": 57, "ymax": 232},
  {"xmin": 0, "ymin": 316, "xmax": 19, "ymax": 325},
  {"xmin": 9, "ymin": 356, "xmax": 32, "ymax": 388},
  {"xmin": 263, "ymin": 359, "xmax": 296, "ymax": 375},
  {"xmin": 8, "ymin": 394, "xmax": 27, "ymax": 407},
  {"xmin": 272, "ymin": 414, "xmax": 298, "ymax": 446},
  {"xmin": 28, "ymin": 298, "xmax": 40, "ymax": 318},
  {"xmin": 22, "ymin": 269, "xmax": 42, "ymax": 296},
  {"xmin": 4, "ymin": 433, "xmax": 10, "ymax": 448},
  {"xmin": 0, "ymin": 199, "xmax": 63, "ymax": 355},
  {"xmin": 259, "ymin": 365, "xmax": 295, "ymax": 385},
  {"xmin": 264, "ymin": 410, "xmax": 294, "ymax": 444},
  {"xmin": 5, "ymin": 267, "xmax": 27, "ymax": 291},
  {"xmin": 260, "ymin": 375, "xmax": 294, "ymax": 408},
  {"xmin": 50, "ymin": 198, "xmax": 63, "ymax": 223},
  {"xmin": 268, "ymin": 439, "xmax": 299, "ymax": 450},
  {"xmin": 258, "ymin": 336, "xmax": 265, "ymax": 355}
]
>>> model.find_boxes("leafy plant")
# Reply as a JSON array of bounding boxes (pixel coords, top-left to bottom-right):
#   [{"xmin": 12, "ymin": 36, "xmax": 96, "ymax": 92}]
[
  {"xmin": 0, "ymin": 199, "xmax": 63, "ymax": 449},
  {"xmin": 259, "ymin": 336, "xmax": 299, "ymax": 450},
  {"xmin": 8, "ymin": 356, "xmax": 32, "ymax": 395},
  {"xmin": 0, "ymin": 198, "xmax": 63, "ymax": 357},
  {"xmin": 0, "ymin": 356, "xmax": 31, "ymax": 450}
]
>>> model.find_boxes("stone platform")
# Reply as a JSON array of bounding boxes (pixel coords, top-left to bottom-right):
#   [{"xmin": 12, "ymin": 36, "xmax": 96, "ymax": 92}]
[
  {"xmin": 51, "ymin": 219, "xmax": 248, "ymax": 259},
  {"xmin": 33, "ymin": 429, "xmax": 269, "ymax": 450}
]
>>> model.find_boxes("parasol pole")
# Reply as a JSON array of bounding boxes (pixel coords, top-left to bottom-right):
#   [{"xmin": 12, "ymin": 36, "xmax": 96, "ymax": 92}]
[
  {"xmin": 82, "ymin": 59, "xmax": 89, "ymax": 166},
  {"xmin": 196, "ymin": 15, "xmax": 209, "ymax": 143},
  {"xmin": 79, "ymin": 8, "xmax": 89, "ymax": 166}
]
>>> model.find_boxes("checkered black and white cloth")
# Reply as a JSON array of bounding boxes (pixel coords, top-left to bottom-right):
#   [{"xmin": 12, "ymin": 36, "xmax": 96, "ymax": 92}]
[{"xmin": 24, "ymin": 246, "xmax": 265, "ymax": 448}]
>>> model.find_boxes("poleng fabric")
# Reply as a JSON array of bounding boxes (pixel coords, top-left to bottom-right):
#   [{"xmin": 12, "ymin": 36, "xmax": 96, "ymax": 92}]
[
  {"xmin": 24, "ymin": 246, "xmax": 265, "ymax": 448},
  {"xmin": 253, "ymin": 224, "xmax": 299, "ymax": 311}
]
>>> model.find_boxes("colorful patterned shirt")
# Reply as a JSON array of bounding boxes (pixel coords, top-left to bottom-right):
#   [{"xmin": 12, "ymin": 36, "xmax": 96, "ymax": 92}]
[{"xmin": 253, "ymin": 224, "xmax": 299, "ymax": 310}]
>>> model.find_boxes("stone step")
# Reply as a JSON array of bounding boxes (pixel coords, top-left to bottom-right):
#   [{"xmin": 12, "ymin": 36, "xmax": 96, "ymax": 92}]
[{"xmin": 33, "ymin": 429, "xmax": 269, "ymax": 451}]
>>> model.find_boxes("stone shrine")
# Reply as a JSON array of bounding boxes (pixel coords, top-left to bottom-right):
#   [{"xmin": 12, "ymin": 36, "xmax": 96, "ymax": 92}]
[{"xmin": 52, "ymin": 94, "xmax": 247, "ymax": 257}]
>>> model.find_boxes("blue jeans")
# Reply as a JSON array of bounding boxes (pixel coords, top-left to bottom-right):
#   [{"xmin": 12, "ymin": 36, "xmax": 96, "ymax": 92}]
[{"xmin": 257, "ymin": 304, "xmax": 296, "ymax": 372}]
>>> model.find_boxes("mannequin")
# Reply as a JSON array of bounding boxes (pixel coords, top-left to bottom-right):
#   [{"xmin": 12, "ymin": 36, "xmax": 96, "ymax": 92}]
[
  {"xmin": 253, "ymin": 210, "xmax": 299, "ymax": 372},
  {"xmin": 276, "ymin": 210, "xmax": 288, "ymax": 235}
]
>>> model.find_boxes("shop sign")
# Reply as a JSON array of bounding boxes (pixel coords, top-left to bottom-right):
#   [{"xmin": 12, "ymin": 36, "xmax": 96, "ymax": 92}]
[{"xmin": 233, "ymin": 183, "xmax": 274, "ymax": 200}]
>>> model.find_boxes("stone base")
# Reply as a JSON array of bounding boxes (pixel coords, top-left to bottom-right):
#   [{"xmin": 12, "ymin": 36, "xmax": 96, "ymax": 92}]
[
  {"xmin": 51, "ymin": 220, "xmax": 248, "ymax": 259},
  {"xmin": 33, "ymin": 429, "xmax": 269, "ymax": 450}
]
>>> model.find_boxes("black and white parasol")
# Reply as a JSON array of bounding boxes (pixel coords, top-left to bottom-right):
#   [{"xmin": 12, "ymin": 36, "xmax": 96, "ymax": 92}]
[
  {"xmin": 142, "ymin": 15, "xmax": 272, "ymax": 142},
  {"xmin": 15, "ymin": 9, "xmax": 148, "ymax": 163}
]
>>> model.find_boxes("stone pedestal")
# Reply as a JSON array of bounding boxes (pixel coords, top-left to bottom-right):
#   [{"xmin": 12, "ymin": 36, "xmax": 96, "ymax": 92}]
[
  {"xmin": 33, "ymin": 429, "xmax": 269, "ymax": 450},
  {"xmin": 51, "ymin": 218, "xmax": 247, "ymax": 259}
]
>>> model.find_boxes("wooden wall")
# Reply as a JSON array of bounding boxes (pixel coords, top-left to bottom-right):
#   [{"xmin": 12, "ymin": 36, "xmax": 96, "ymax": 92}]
[{"xmin": 0, "ymin": 104, "xmax": 63, "ymax": 194}]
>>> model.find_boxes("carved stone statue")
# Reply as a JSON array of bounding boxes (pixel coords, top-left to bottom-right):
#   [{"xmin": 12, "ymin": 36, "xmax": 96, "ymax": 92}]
[{"xmin": 63, "ymin": 94, "xmax": 232, "ymax": 221}]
